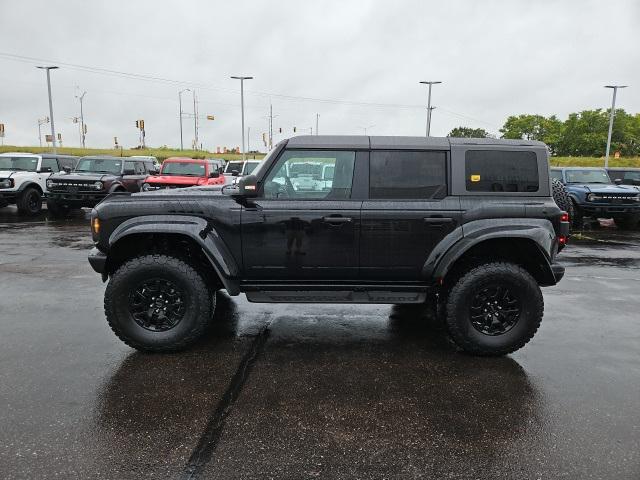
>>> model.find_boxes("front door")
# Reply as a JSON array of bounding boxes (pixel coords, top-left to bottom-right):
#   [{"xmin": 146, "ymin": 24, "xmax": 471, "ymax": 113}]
[
  {"xmin": 359, "ymin": 150, "xmax": 461, "ymax": 280},
  {"xmin": 242, "ymin": 149, "xmax": 361, "ymax": 280}
]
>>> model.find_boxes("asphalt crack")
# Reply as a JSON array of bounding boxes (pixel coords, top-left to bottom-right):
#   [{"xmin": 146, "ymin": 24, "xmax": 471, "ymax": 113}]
[{"xmin": 179, "ymin": 325, "xmax": 270, "ymax": 480}]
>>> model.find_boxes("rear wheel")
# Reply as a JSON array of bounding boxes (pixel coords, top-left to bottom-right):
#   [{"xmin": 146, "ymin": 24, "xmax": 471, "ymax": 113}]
[
  {"xmin": 17, "ymin": 187, "xmax": 42, "ymax": 215},
  {"xmin": 46, "ymin": 198, "xmax": 71, "ymax": 217},
  {"xmin": 445, "ymin": 262, "xmax": 543, "ymax": 356},
  {"xmin": 104, "ymin": 254, "xmax": 212, "ymax": 352}
]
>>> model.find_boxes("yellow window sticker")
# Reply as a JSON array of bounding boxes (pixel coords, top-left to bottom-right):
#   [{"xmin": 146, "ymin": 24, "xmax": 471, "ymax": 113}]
[{"xmin": 470, "ymin": 174, "xmax": 481, "ymax": 182}]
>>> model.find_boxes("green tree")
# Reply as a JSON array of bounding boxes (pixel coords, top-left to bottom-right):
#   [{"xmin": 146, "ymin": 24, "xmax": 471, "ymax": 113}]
[
  {"xmin": 499, "ymin": 114, "xmax": 563, "ymax": 154},
  {"xmin": 447, "ymin": 126, "xmax": 490, "ymax": 138}
]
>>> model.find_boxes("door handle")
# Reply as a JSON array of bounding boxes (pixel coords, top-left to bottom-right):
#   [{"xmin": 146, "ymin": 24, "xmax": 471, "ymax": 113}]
[
  {"xmin": 424, "ymin": 217, "xmax": 455, "ymax": 226},
  {"xmin": 322, "ymin": 216, "xmax": 352, "ymax": 224}
]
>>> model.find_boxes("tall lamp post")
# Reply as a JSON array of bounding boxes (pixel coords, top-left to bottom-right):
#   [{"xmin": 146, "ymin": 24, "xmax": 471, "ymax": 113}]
[
  {"xmin": 604, "ymin": 85, "xmax": 628, "ymax": 168},
  {"xmin": 76, "ymin": 90, "xmax": 86, "ymax": 148},
  {"xmin": 37, "ymin": 66, "xmax": 59, "ymax": 153},
  {"xmin": 419, "ymin": 80, "xmax": 442, "ymax": 137},
  {"xmin": 231, "ymin": 76, "xmax": 253, "ymax": 161},
  {"xmin": 178, "ymin": 88, "xmax": 191, "ymax": 150}
]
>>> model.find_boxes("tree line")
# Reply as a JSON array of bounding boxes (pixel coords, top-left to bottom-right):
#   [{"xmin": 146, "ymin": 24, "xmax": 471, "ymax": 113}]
[{"xmin": 447, "ymin": 109, "xmax": 640, "ymax": 156}]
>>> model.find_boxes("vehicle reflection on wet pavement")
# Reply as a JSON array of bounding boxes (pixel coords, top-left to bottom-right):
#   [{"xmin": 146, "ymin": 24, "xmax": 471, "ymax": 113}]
[{"xmin": 1, "ymin": 206, "xmax": 639, "ymax": 479}]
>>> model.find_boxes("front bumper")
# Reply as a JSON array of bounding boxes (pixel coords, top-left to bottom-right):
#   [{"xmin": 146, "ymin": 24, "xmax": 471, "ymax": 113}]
[
  {"xmin": 582, "ymin": 203, "xmax": 640, "ymax": 217},
  {"xmin": 48, "ymin": 192, "xmax": 108, "ymax": 208},
  {"xmin": 0, "ymin": 190, "xmax": 18, "ymax": 203},
  {"xmin": 88, "ymin": 247, "xmax": 107, "ymax": 274}
]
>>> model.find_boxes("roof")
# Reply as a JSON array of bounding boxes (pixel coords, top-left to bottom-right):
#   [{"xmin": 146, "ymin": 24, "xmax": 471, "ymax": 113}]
[
  {"xmin": 551, "ymin": 166, "xmax": 607, "ymax": 170},
  {"xmin": 163, "ymin": 157, "xmax": 205, "ymax": 163},
  {"xmin": 286, "ymin": 135, "xmax": 546, "ymax": 149}
]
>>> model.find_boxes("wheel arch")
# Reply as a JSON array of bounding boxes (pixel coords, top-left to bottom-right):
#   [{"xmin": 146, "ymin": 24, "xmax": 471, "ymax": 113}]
[
  {"xmin": 17, "ymin": 181, "xmax": 44, "ymax": 195},
  {"xmin": 106, "ymin": 215, "xmax": 240, "ymax": 294},
  {"xmin": 430, "ymin": 220, "xmax": 558, "ymax": 287}
]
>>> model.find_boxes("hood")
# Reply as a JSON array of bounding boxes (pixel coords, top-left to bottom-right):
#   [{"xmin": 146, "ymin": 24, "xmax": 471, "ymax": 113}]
[
  {"xmin": 132, "ymin": 185, "xmax": 225, "ymax": 197},
  {"xmin": 49, "ymin": 172, "xmax": 116, "ymax": 182},
  {"xmin": 146, "ymin": 175, "xmax": 203, "ymax": 186},
  {"xmin": 0, "ymin": 170, "xmax": 37, "ymax": 178},
  {"xmin": 573, "ymin": 183, "xmax": 639, "ymax": 193}
]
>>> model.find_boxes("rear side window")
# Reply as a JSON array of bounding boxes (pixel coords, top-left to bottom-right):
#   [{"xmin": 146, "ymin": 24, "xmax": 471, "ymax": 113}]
[
  {"xmin": 369, "ymin": 151, "xmax": 446, "ymax": 199},
  {"xmin": 465, "ymin": 150, "xmax": 538, "ymax": 192}
]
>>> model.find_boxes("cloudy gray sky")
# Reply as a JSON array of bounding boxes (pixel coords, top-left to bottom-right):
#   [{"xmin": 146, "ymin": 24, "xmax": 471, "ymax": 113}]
[{"xmin": 0, "ymin": 0, "xmax": 638, "ymax": 151}]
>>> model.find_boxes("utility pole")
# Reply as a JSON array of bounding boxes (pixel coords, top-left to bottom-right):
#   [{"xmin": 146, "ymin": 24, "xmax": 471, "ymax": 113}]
[
  {"xmin": 37, "ymin": 116, "xmax": 49, "ymax": 147},
  {"xmin": 37, "ymin": 66, "xmax": 59, "ymax": 153},
  {"xmin": 247, "ymin": 126, "xmax": 251, "ymax": 153},
  {"xmin": 76, "ymin": 90, "xmax": 86, "ymax": 148},
  {"xmin": 358, "ymin": 124, "xmax": 375, "ymax": 135},
  {"xmin": 178, "ymin": 88, "xmax": 190, "ymax": 150},
  {"xmin": 269, "ymin": 103, "xmax": 273, "ymax": 150},
  {"xmin": 231, "ymin": 76, "xmax": 253, "ymax": 161},
  {"xmin": 604, "ymin": 85, "xmax": 628, "ymax": 168},
  {"xmin": 419, "ymin": 80, "xmax": 442, "ymax": 137},
  {"xmin": 193, "ymin": 90, "xmax": 199, "ymax": 150},
  {"xmin": 316, "ymin": 113, "xmax": 319, "ymax": 135}
]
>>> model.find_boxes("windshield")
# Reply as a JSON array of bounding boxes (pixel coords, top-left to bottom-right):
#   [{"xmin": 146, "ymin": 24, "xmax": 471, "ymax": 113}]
[
  {"xmin": 75, "ymin": 158, "xmax": 122, "ymax": 174},
  {"xmin": 565, "ymin": 169, "xmax": 612, "ymax": 184},
  {"xmin": 0, "ymin": 156, "xmax": 39, "ymax": 171},
  {"xmin": 289, "ymin": 162, "xmax": 323, "ymax": 177},
  {"xmin": 161, "ymin": 162, "xmax": 206, "ymax": 176},
  {"xmin": 245, "ymin": 162, "xmax": 260, "ymax": 175},
  {"xmin": 225, "ymin": 161, "xmax": 244, "ymax": 174}
]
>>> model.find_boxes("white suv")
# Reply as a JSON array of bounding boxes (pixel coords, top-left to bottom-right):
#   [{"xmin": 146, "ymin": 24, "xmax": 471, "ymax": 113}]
[{"xmin": 0, "ymin": 153, "xmax": 77, "ymax": 215}]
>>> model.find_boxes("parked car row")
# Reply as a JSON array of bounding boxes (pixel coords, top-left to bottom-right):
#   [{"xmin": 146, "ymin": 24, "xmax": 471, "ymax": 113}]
[{"xmin": 0, "ymin": 153, "xmax": 260, "ymax": 216}]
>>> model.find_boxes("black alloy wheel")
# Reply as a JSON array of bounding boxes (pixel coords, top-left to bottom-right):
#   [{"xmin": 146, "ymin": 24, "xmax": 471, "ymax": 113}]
[
  {"xmin": 128, "ymin": 278, "xmax": 186, "ymax": 332},
  {"xmin": 469, "ymin": 283, "xmax": 521, "ymax": 336}
]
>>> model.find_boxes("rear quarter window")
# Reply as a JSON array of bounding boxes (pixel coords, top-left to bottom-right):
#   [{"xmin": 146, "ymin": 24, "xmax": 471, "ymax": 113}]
[{"xmin": 465, "ymin": 150, "xmax": 539, "ymax": 193}]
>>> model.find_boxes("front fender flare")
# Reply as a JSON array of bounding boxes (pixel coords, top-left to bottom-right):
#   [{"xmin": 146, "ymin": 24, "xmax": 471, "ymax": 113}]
[{"xmin": 108, "ymin": 215, "xmax": 240, "ymax": 295}]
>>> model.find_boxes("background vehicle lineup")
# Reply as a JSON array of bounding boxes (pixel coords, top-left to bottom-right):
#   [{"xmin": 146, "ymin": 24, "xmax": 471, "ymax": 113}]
[{"xmin": 88, "ymin": 136, "xmax": 569, "ymax": 356}]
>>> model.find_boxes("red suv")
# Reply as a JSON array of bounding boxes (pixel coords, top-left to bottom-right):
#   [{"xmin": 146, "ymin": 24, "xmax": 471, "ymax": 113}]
[{"xmin": 141, "ymin": 157, "xmax": 225, "ymax": 191}]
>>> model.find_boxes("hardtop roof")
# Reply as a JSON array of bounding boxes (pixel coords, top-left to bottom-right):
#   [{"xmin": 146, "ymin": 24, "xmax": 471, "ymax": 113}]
[{"xmin": 286, "ymin": 135, "xmax": 546, "ymax": 149}]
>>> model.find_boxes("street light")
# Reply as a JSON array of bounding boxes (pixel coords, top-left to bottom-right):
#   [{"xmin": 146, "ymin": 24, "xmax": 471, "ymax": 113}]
[
  {"xmin": 178, "ymin": 88, "xmax": 191, "ymax": 150},
  {"xmin": 604, "ymin": 85, "xmax": 628, "ymax": 167},
  {"xmin": 75, "ymin": 90, "xmax": 87, "ymax": 148},
  {"xmin": 36, "ymin": 66, "xmax": 59, "ymax": 153},
  {"xmin": 230, "ymin": 76, "xmax": 253, "ymax": 161},
  {"xmin": 419, "ymin": 81, "xmax": 442, "ymax": 137}
]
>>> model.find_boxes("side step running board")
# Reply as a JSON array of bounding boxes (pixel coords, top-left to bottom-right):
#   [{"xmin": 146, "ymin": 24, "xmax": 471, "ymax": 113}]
[{"xmin": 245, "ymin": 289, "xmax": 428, "ymax": 304}]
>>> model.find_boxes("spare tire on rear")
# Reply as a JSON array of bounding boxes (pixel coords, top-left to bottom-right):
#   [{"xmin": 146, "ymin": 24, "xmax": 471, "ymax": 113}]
[{"xmin": 551, "ymin": 178, "xmax": 573, "ymax": 231}]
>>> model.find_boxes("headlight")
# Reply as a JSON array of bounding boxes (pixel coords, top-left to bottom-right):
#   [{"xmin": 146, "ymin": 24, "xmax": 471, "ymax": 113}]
[
  {"xmin": 0, "ymin": 179, "xmax": 13, "ymax": 189},
  {"xmin": 142, "ymin": 183, "xmax": 151, "ymax": 191},
  {"xmin": 93, "ymin": 181, "xmax": 103, "ymax": 190},
  {"xmin": 46, "ymin": 179, "xmax": 54, "ymax": 188},
  {"xmin": 634, "ymin": 194, "xmax": 640, "ymax": 202},
  {"xmin": 586, "ymin": 193, "xmax": 597, "ymax": 202}
]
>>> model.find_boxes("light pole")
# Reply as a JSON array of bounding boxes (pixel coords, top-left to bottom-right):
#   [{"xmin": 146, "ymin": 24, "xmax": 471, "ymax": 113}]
[
  {"xmin": 192, "ymin": 90, "xmax": 198, "ymax": 150},
  {"xmin": 419, "ymin": 81, "xmax": 442, "ymax": 136},
  {"xmin": 76, "ymin": 90, "xmax": 86, "ymax": 148},
  {"xmin": 37, "ymin": 66, "xmax": 59, "ymax": 153},
  {"xmin": 358, "ymin": 124, "xmax": 375, "ymax": 135},
  {"xmin": 604, "ymin": 85, "xmax": 628, "ymax": 167},
  {"xmin": 178, "ymin": 88, "xmax": 191, "ymax": 150},
  {"xmin": 316, "ymin": 113, "xmax": 320, "ymax": 135},
  {"xmin": 231, "ymin": 76, "xmax": 253, "ymax": 161}
]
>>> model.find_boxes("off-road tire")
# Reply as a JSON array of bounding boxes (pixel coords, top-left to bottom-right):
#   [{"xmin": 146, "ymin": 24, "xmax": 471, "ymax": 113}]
[
  {"xmin": 445, "ymin": 262, "xmax": 544, "ymax": 356},
  {"xmin": 16, "ymin": 187, "xmax": 42, "ymax": 215},
  {"xmin": 551, "ymin": 178, "xmax": 574, "ymax": 225},
  {"xmin": 614, "ymin": 215, "xmax": 640, "ymax": 231},
  {"xmin": 104, "ymin": 254, "xmax": 212, "ymax": 352},
  {"xmin": 46, "ymin": 198, "xmax": 71, "ymax": 217}
]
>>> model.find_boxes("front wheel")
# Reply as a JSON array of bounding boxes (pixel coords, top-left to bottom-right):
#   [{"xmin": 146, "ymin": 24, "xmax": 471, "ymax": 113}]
[
  {"xmin": 614, "ymin": 215, "xmax": 640, "ymax": 230},
  {"xmin": 104, "ymin": 254, "xmax": 213, "ymax": 352},
  {"xmin": 17, "ymin": 187, "xmax": 42, "ymax": 215},
  {"xmin": 445, "ymin": 262, "xmax": 543, "ymax": 356},
  {"xmin": 46, "ymin": 198, "xmax": 71, "ymax": 217}
]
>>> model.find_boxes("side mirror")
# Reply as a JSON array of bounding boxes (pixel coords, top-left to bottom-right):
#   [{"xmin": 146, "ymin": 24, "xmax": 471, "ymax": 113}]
[
  {"xmin": 62, "ymin": 166, "xmax": 71, "ymax": 174},
  {"xmin": 614, "ymin": 178, "xmax": 622, "ymax": 185},
  {"xmin": 123, "ymin": 168, "xmax": 135, "ymax": 175},
  {"xmin": 237, "ymin": 175, "xmax": 259, "ymax": 197},
  {"xmin": 209, "ymin": 171, "xmax": 220, "ymax": 178},
  {"xmin": 39, "ymin": 166, "xmax": 52, "ymax": 173}
]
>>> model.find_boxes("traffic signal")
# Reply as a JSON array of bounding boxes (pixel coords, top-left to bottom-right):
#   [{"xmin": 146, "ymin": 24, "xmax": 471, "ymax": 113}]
[
  {"xmin": 278, "ymin": 127, "xmax": 282, "ymax": 133},
  {"xmin": 135, "ymin": 120, "xmax": 139, "ymax": 128},
  {"xmin": 140, "ymin": 119, "xmax": 145, "ymax": 130},
  {"xmin": 293, "ymin": 126, "xmax": 297, "ymax": 133},
  {"xmin": 206, "ymin": 115, "xmax": 215, "ymax": 120},
  {"xmin": 0, "ymin": 123, "xmax": 4, "ymax": 134},
  {"xmin": 83, "ymin": 124, "xmax": 87, "ymax": 134}
]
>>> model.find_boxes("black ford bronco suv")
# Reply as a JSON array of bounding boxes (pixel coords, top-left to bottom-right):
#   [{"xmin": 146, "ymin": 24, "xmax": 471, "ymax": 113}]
[
  {"xmin": 46, "ymin": 155, "xmax": 158, "ymax": 216},
  {"xmin": 88, "ymin": 136, "xmax": 568, "ymax": 356}
]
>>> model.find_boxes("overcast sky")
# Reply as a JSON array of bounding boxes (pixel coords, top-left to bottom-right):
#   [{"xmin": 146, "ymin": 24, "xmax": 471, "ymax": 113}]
[{"xmin": 0, "ymin": 0, "xmax": 638, "ymax": 151}]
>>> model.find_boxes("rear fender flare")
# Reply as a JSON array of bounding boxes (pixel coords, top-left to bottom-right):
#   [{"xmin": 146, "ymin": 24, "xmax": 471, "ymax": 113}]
[
  {"xmin": 425, "ymin": 218, "xmax": 556, "ymax": 284},
  {"xmin": 108, "ymin": 215, "xmax": 240, "ymax": 294}
]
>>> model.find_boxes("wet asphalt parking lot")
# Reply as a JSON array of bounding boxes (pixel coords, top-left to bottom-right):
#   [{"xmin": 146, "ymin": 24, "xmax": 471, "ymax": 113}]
[{"xmin": 0, "ymin": 206, "xmax": 639, "ymax": 479}]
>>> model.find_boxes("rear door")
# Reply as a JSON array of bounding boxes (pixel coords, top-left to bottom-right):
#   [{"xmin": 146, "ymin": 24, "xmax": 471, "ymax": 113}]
[
  {"xmin": 242, "ymin": 149, "xmax": 362, "ymax": 280},
  {"xmin": 359, "ymin": 150, "xmax": 461, "ymax": 280}
]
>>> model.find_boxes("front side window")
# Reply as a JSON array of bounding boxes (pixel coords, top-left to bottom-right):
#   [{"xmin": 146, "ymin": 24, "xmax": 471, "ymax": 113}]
[
  {"xmin": 75, "ymin": 158, "xmax": 122, "ymax": 174},
  {"xmin": 565, "ymin": 169, "xmax": 611, "ymax": 184},
  {"xmin": 465, "ymin": 150, "xmax": 539, "ymax": 192},
  {"xmin": 161, "ymin": 162, "xmax": 206, "ymax": 176},
  {"xmin": 0, "ymin": 156, "xmax": 39, "ymax": 172},
  {"xmin": 369, "ymin": 151, "xmax": 447, "ymax": 199},
  {"xmin": 263, "ymin": 150, "xmax": 355, "ymax": 200}
]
